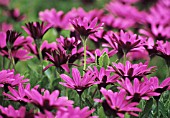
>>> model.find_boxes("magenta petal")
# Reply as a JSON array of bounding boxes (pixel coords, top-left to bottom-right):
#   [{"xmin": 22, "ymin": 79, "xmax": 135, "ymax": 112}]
[
  {"xmin": 0, "ymin": 32, "xmax": 6, "ymax": 48},
  {"xmin": 43, "ymin": 64, "xmax": 55, "ymax": 72},
  {"xmin": 61, "ymin": 64, "xmax": 70, "ymax": 73}
]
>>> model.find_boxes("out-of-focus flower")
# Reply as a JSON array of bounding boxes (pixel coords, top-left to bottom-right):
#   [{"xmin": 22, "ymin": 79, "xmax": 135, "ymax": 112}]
[
  {"xmin": 67, "ymin": 7, "xmax": 103, "ymax": 22},
  {"xmin": 34, "ymin": 110, "xmax": 55, "ymax": 118},
  {"xmin": 70, "ymin": 17, "xmax": 104, "ymax": 38},
  {"xmin": 60, "ymin": 68, "xmax": 97, "ymax": 95},
  {"xmin": 0, "ymin": 105, "xmax": 27, "ymax": 118},
  {"xmin": 126, "ymin": 47, "xmax": 149, "ymax": 61},
  {"xmin": 140, "ymin": 23, "xmax": 170, "ymax": 41},
  {"xmin": 109, "ymin": 61, "xmax": 156, "ymax": 80},
  {"xmin": 39, "ymin": 8, "xmax": 70, "ymax": 32},
  {"xmin": 106, "ymin": 1, "xmax": 146, "ymax": 24},
  {"xmin": 25, "ymin": 37, "xmax": 57, "ymax": 60},
  {"xmin": 100, "ymin": 14, "xmax": 135, "ymax": 30},
  {"xmin": 3, "ymin": 83, "xmax": 31, "ymax": 104},
  {"xmin": 0, "ymin": 22, "xmax": 13, "ymax": 32},
  {"xmin": 68, "ymin": 47, "xmax": 84, "ymax": 64},
  {"xmin": 143, "ymin": 37, "xmax": 158, "ymax": 57},
  {"xmin": 104, "ymin": 30, "xmax": 146, "ymax": 59},
  {"xmin": 0, "ymin": 0, "xmax": 10, "ymax": 7},
  {"xmin": 90, "ymin": 66, "xmax": 119, "ymax": 89},
  {"xmin": 56, "ymin": 106, "xmax": 97, "ymax": 118},
  {"xmin": 100, "ymin": 88, "xmax": 141, "ymax": 118},
  {"xmin": 117, "ymin": 0, "xmax": 139, "ymax": 4},
  {"xmin": 0, "ymin": 69, "xmax": 29, "ymax": 92},
  {"xmin": 118, "ymin": 78, "xmax": 160, "ymax": 102},
  {"xmin": 156, "ymin": 41, "xmax": 170, "ymax": 65},
  {"xmin": 89, "ymin": 30, "xmax": 107, "ymax": 42},
  {"xmin": 7, "ymin": 8, "xmax": 25, "ymax": 22},
  {"xmin": 22, "ymin": 22, "xmax": 51, "ymax": 40},
  {"xmin": 25, "ymin": 89, "xmax": 73, "ymax": 113},
  {"xmin": 0, "ymin": 31, "xmax": 32, "ymax": 62},
  {"xmin": 56, "ymin": 36, "xmax": 80, "ymax": 51},
  {"xmin": 140, "ymin": 3, "xmax": 170, "ymax": 41}
]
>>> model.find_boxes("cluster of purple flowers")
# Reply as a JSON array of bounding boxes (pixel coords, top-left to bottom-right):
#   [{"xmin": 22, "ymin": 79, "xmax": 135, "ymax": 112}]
[{"xmin": 0, "ymin": 0, "xmax": 170, "ymax": 118}]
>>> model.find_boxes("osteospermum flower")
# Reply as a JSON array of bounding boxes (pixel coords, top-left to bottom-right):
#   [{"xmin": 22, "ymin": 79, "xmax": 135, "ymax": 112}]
[
  {"xmin": 100, "ymin": 14, "xmax": 135, "ymax": 30},
  {"xmin": 156, "ymin": 41, "xmax": 170, "ymax": 65},
  {"xmin": 25, "ymin": 37, "xmax": 57, "ymax": 60},
  {"xmin": 39, "ymin": 8, "xmax": 70, "ymax": 32},
  {"xmin": 146, "ymin": 77, "xmax": 170, "ymax": 96},
  {"xmin": 7, "ymin": 8, "xmax": 25, "ymax": 22},
  {"xmin": 56, "ymin": 36, "xmax": 80, "ymax": 51},
  {"xmin": 56, "ymin": 106, "xmax": 97, "ymax": 118},
  {"xmin": 100, "ymin": 88, "xmax": 141, "ymax": 118},
  {"xmin": 104, "ymin": 30, "xmax": 146, "ymax": 58},
  {"xmin": 0, "ymin": 31, "xmax": 32, "ymax": 62},
  {"xmin": 0, "ymin": 0, "xmax": 10, "ymax": 7},
  {"xmin": 0, "ymin": 105, "xmax": 27, "ymax": 118},
  {"xmin": 90, "ymin": 66, "xmax": 119, "ymax": 89},
  {"xmin": 22, "ymin": 22, "xmax": 51, "ymax": 40},
  {"xmin": 60, "ymin": 68, "xmax": 97, "ymax": 95},
  {"xmin": 109, "ymin": 61, "xmax": 156, "ymax": 80},
  {"xmin": 0, "ymin": 22, "xmax": 13, "ymax": 32},
  {"xmin": 70, "ymin": 17, "xmax": 104, "ymax": 38},
  {"xmin": 118, "ymin": 78, "xmax": 160, "ymax": 102},
  {"xmin": 0, "ymin": 69, "xmax": 29, "ymax": 92},
  {"xmin": 44, "ymin": 45, "xmax": 69, "ymax": 73},
  {"xmin": 25, "ymin": 89, "xmax": 73, "ymax": 113},
  {"xmin": 3, "ymin": 83, "xmax": 31, "ymax": 104}
]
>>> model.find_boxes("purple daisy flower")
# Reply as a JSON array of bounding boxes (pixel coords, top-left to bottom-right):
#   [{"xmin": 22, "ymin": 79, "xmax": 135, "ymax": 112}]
[
  {"xmin": 100, "ymin": 88, "xmax": 141, "ymax": 118},
  {"xmin": 104, "ymin": 30, "xmax": 146, "ymax": 58},
  {"xmin": 70, "ymin": 17, "xmax": 104, "ymax": 38},
  {"xmin": 0, "ymin": 69, "xmax": 29, "ymax": 92},
  {"xmin": 22, "ymin": 22, "xmax": 51, "ymax": 40},
  {"xmin": 3, "ymin": 83, "xmax": 31, "ymax": 104},
  {"xmin": 60, "ymin": 68, "xmax": 97, "ymax": 95},
  {"xmin": 109, "ymin": 61, "xmax": 156, "ymax": 80},
  {"xmin": 118, "ymin": 78, "xmax": 160, "ymax": 102},
  {"xmin": 90, "ymin": 66, "xmax": 119, "ymax": 89},
  {"xmin": 25, "ymin": 89, "xmax": 73, "ymax": 113},
  {"xmin": 0, "ymin": 105, "xmax": 26, "ymax": 118}
]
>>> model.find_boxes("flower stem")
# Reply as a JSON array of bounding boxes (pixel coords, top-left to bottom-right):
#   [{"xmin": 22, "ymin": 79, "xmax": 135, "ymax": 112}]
[
  {"xmin": 79, "ymin": 93, "xmax": 82, "ymax": 108},
  {"xmin": 8, "ymin": 49, "xmax": 15, "ymax": 70},
  {"xmin": 81, "ymin": 36, "xmax": 87, "ymax": 75},
  {"xmin": 123, "ymin": 52, "xmax": 127, "ymax": 65},
  {"xmin": 35, "ymin": 39, "xmax": 43, "ymax": 76},
  {"xmin": 156, "ymin": 100, "xmax": 159, "ymax": 118},
  {"xmin": 166, "ymin": 60, "xmax": 170, "ymax": 77}
]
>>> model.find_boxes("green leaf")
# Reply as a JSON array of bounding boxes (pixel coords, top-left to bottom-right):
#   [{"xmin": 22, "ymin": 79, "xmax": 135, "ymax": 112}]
[
  {"xmin": 159, "ymin": 101, "xmax": 168, "ymax": 118},
  {"xmin": 98, "ymin": 52, "xmax": 110, "ymax": 68},
  {"xmin": 98, "ymin": 54, "xmax": 104, "ymax": 67},
  {"xmin": 140, "ymin": 98, "xmax": 153, "ymax": 118},
  {"xmin": 125, "ymin": 113, "xmax": 130, "ymax": 118},
  {"xmin": 98, "ymin": 106, "xmax": 105, "ymax": 118},
  {"xmin": 102, "ymin": 53, "xmax": 110, "ymax": 69}
]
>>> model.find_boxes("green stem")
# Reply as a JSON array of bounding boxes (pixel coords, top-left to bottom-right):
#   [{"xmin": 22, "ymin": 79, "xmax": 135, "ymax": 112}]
[
  {"xmin": 83, "ymin": 40, "xmax": 87, "ymax": 74},
  {"xmin": 167, "ymin": 65, "xmax": 170, "ymax": 77},
  {"xmin": 81, "ymin": 36, "xmax": 87, "ymax": 75},
  {"xmin": 123, "ymin": 52, "xmax": 127, "ymax": 64},
  {"xmin": 35, "ymin": 39, "xmax": 43, "ymax": 76},
  {"xmin": 156, "ymin": 100, "xmax": 159, "ymax": 118},
  {"xmin": 166, "ymin": 60, "xmax": 170, "ymax": 77},
  {"xmin": 92, "ymin": 87, "xmax": 98, "ymax": 98},
  {"xmin": 79, "ymin": 93, "xmax": 82, "ymax": 108},
  {"xmin": 8, "ymin": 49, "xmax": 15, "ymax": 70}
]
